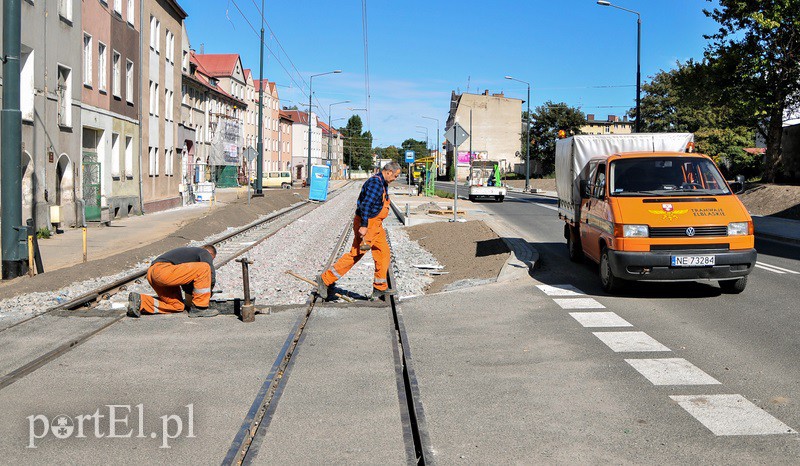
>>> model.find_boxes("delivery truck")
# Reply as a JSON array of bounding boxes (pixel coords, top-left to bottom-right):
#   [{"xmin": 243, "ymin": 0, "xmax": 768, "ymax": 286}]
[{"xmin": 555, "ymin": 134, "xmax": 756, "ymax": 293}]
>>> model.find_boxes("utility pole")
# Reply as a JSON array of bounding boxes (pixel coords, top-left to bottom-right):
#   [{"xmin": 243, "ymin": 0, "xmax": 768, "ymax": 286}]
[
  {"xmin": 254, "ymin": 0, "xmax": 265, "ymax": 196},
  {"xmin": 2, "ymin": 0, "xmax": 27, "ymax": 279}
]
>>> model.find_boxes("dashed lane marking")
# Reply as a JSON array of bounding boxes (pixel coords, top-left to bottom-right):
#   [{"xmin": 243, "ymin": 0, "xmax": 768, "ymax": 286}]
[
  {"xmin": 536, "ymin": 284, "xmax": 585, "ymax": 296},
  {"xmin": 554, "ymin": 297, "xmax": 605, "ymax": 309},
  {"xmin": 670, "ymin": 394, "xmax": 797, "ymax": 436},
  {"xmin": 625, "ymin": 358, "xmax": 721, "ymax": 385},
  {"xmin": 569, "ymin": 312, "xmax": 632, "ymax": 328},
  {"xmin": 755, "ymin": 261, "xmax": 800, "ymax": 275},
  {"xmin": 593, "ymin": 331, "xmax": 671, "ymax": 352}
]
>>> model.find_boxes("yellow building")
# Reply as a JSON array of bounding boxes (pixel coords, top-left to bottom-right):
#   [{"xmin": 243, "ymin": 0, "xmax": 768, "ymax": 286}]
[{"xmin": 581, "ymin": 114, "xmax": 634, "ymax": 135}]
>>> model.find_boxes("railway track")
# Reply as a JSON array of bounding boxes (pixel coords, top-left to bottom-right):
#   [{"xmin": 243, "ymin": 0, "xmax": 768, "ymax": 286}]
[
  {"xmin": 0, "ymin": 184, "xmax": 352, "ymax": 391},
  {"xmin": 223, "ymin": 221, "xmax": 434, "ymax": 465}
]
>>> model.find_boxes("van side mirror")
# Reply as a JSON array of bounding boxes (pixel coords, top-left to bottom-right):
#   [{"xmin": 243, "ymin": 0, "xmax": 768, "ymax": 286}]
[
  {"xmin": 729, "ymin": 181, "xmax": 744, "ymax": 194},
  {"xmin": 579, "ymin": 180, "xmax": 590, "ymax": 199}
]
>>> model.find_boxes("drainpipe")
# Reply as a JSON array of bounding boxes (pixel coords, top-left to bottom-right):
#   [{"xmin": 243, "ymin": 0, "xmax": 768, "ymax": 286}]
[{"xmin": 137, "ymin": 0, "xmax": 145, "ymax": 214}]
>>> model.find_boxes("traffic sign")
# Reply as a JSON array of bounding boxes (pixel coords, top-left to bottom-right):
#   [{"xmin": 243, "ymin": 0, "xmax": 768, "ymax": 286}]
[
  {"xmin": 444, "ymin": 123, "xmax": 469, "ymax": 147},
  {"xmin": 405, "ymin": 150, "xmax": 415, "ymax": 163}
]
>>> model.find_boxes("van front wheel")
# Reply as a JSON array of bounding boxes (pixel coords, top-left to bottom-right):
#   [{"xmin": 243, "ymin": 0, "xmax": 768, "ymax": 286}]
[
  {"xmin": 600, "ymin": 247, "xmax": 626, "ymax": 293},
  {"xmin": 281, "ymin": 183, "xmax": 291, "ymax": 189},
  {"xmin": 719, "ymin": 276, "xmax": 747, "ymax": 294}
]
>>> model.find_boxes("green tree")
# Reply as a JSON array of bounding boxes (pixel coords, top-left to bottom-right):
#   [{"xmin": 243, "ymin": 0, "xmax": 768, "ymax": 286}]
[
  {"xmin": 704, "ymin": 1, "xmax": 800, "ymax": 181},
  {"xmin": 383, "ymin": 145, "xmax": 401, "ymax": 163},
  {"xmin": 340, "ymin": 115, "xmax": 374, "ymax": 171},
  {"xmin": 400, "ymin": 139, "xmax": 428, "ymax": 165},
  {"xmin": 528, "ymin": 102, "xmax": 586, "ymax": 175}
]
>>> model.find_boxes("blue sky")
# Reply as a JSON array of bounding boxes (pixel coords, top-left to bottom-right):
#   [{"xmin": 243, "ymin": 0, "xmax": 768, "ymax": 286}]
[{"xmin": 183, "ymin": 0, "xmax": 720, "ymax": 148}]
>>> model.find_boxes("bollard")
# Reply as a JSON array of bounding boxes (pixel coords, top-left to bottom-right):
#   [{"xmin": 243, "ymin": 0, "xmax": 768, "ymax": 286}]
[
  {"xmin": 82, "ymin": 227, "xmax": 87, "ymax": 263},
  {"xmin": 236, "ymin": 257, "xmax": 255, "ymax": 322},
  {"xmin": 27, "ymin": 236, "xmax": 34, "ymax": 277}
]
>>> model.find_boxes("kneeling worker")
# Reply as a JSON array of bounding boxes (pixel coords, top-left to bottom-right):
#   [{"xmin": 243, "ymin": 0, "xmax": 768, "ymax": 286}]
[
  {"xmin": 317, "ymin": 162, "xmax": 402, "ymax": 301},
  {"xmin": 127, "ymin": 245, "xmax": 219, "ymax": 318}
]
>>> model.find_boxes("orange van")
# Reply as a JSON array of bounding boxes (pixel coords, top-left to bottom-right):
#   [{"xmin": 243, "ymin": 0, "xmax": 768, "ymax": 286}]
[{"xmin": 556, "ymin": 135, "xmax": 756, "ymax": 293}]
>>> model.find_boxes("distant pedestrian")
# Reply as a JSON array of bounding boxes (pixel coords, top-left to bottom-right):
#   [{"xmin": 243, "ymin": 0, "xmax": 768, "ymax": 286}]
[
  {"xmin": 127, "ymin": 245, "xmax": 219, "ymax": 318},
  {"xmin": 317, "ymin": 162, "xmax": 402, "ymax": 301}
]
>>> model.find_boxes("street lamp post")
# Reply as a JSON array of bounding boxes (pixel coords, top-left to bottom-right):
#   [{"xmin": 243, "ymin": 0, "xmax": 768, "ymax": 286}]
[
  {"xmin": 307, "ymin": 70, "xmax": 341, "ymax": 185},
  {"xmin": 421, "ymin": 115, "xmax": 440, "ymax": 176},
  {"xmin": 505, "ymin": 75, "xmax": 531, "ymax": 192},
  {"xmin": 597, "ymin": 0, "xmax": 641, "ymax": 132},
  {"xmin": 328, "ymin": 101, "xmax": 350, "ymax": 177}
]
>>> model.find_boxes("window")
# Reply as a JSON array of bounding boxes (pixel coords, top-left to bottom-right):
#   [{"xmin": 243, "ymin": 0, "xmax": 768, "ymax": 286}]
[
  {"xmin": 126, "ymin": 60, "xmax": 134, "ymax": 103},
  {"xmin": 98, "ymin": 43, "xmax": 107, "ymax": 92},
  {"xmin": 165, "ymin": 31, "xmax": 174, "ymax": 63},
  {"xmin": 149, "ymin": 147, "xmax": 159, "ymax": 176},
  {"xmin": 112, "ymin": 51, "xmax": 121, "ymax": 97},
  {"xmin": 165, "ymin": 89, "xmax": 173, "ymax": 121},
  {"xmin": 83, "ymin": 34, "xmax": 92, "ymax": 87},
  {"xmin": 150, "ymin": 16, "xmax": 160, "ymax": 51},
  {"xmin": 165, "ymin": 148, "xmax": 174, "ymax": 176},
  {"xmin": 182, "ymin": 50, "xmax": 188, "ymax": 72},
  {"xmin": 59, "ymin": 0, "xmax": 73, "ymax": 21},
  {"xmin": 21, "ymin": 49, "xmax": 34, "ymax": 121},
  {"xmin": 57, "ymin": 65, "xmax": 72, "ymax": 127},
  {"xmin": 149, "ymin": 81, "xmax": 158, "ymax": 115},
  {"xmin": 111, "ymin": 133, "xmax": 121, "ymax": 177},
  {"xmin": 125, "ymin": 136, "xmax": 133, "ymax": 178},
  {"xmin": 114, "ymin": 0, "xmax": 122, "ymax": 15},
  {"xmin": 592, "ymin": 163, "xmax": 606, "ymax": 199},
  {"xmin": 127, "ymin": 0, "xmax": 135, "ymax": 25}
]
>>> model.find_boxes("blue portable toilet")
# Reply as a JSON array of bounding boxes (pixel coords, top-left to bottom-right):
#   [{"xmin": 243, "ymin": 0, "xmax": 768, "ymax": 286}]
[{"xmin": 309, "ymin": 164, "xmax": 331, "ymax": 201}]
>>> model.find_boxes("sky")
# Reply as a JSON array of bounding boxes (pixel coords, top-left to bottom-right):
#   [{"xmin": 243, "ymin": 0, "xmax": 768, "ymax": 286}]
[{"xmin": 183, "ymin": 0, "xmax": 721, "ymax": 148}]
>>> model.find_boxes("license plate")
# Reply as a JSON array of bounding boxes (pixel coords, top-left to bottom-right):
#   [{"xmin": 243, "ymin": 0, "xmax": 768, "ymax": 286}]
[{"xmin": 670, "ymin": 255, "xmax": 715, "ymax": 267}]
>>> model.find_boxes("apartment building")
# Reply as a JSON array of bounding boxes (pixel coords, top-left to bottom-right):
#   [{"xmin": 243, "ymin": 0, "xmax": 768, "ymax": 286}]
[
  {"xmin": 318, "ymin": 120, "xmax": 344, "ymax": 179},
  {"xmin": 282, "ymin": 110, "xmax": 322, "ymax": 181},
  {"xmin": 81, "ymin": 0, "xmax": 141, "ymax": 221},
  {"xmin": 580, "ymin": 114, "xmax": 634, "ymax": 135}
]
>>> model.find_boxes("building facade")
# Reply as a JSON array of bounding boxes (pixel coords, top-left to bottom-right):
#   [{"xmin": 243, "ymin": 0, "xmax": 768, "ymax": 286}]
[
  {"xmin": 446, "ymin": 90, "xmax": 522, "ymax": 181},
  {"xmin": 279, "ymin": 110, "xmax": 294, "ymax": 174},
  {"xmin": 580, "ymin": 114, "xmax": 633, "ymax": 135},
  {"xmin": 141, "ymin": 0, "xmax": 186, "ymax": 212},
  {"xmin": 81, "ymin": 0, "xmax": 142, "ymax": 222},
  {"xmin": 0, "ymin": 0, "xmax": 84, "ymax": 228},
  {"xmin": 283, "ymin": 110, "xmax": 322, "ymax": 181},
  {"xmin": 318, "ymin": 120, "xmax": 344, "ymax": 179}
]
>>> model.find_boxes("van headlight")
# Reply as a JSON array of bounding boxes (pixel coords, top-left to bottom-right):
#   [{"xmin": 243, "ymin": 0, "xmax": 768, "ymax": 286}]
[
  {"xmin": 623, "ymin": 225, "xmax": 649, "ymax": 238},
  {"xmin": 727, "ymin": 222, "xmax": 749, "ymax": 236}
]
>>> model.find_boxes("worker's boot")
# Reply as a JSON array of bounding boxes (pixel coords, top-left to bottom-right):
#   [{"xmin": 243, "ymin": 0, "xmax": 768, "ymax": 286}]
[
  {"xmin": 316, "ymin": 275, "xmax": 330, "ymax": 300},
  {"xmin": 126, "ymin": 292, "xmax": 141, "ymax": 318},
  {"xmin": 187, "ymin": 307, "xmax": 219, "ymax": 318},
  {"xmin": 370, "ymin": 287, "xmax": 397, "ymax": 301}
]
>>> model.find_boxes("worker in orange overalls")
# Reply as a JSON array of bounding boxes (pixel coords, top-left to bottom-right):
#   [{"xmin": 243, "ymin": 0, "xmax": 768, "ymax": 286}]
[
  {"xmin": 318, "ymin": 162, "xmax": 403, "ymax": 301},
  {"xmin": 127, "ymin": 245, "xmax": 219, "ymax": 318}
]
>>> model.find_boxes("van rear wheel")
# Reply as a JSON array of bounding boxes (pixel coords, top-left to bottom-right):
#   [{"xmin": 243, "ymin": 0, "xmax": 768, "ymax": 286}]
[
  {"xmin": 566, "ymin": 227, "xmax": 583, "ymax": 263},
  {"xmin": 281, "ymin": 183, "xmax": 291, "ymax": 189},
  {"xmin": 599, "ymin": 247, "xmax": 626, "ymax": 293},
  {"xmin": 719, "ymin": 276, "xmax": 747, "ymax": 294}
]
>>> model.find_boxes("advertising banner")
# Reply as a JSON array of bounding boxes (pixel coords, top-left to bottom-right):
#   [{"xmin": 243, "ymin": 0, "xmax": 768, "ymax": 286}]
[
  {"xmin": 209, "ymin": 119, "xmax": 242, "ymax": 166},
  {"xmin": 457, "ymin": 151, "xmax": 488, "ymax": 166}
]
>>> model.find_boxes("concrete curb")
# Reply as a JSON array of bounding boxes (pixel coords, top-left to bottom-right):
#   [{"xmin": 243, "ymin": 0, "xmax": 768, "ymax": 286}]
[{"xmin": 389, "ymin": 200, "xmax": 408, "ymax": 225}]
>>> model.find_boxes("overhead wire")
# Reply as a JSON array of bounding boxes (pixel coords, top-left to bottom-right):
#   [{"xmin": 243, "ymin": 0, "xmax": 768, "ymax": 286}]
[{"xmin": 361, "ymin": 0, "xmax": 371, "ymax": 132}]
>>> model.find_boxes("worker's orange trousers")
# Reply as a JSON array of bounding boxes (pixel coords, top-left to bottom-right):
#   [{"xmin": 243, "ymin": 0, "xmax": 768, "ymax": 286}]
[
  {"xmin": 322, "ymin": 214, "xmax": 391, "ymax": 291},
  {"xmin": 139, "ymin": 262, "xmax": 212, "ymax": 314}
]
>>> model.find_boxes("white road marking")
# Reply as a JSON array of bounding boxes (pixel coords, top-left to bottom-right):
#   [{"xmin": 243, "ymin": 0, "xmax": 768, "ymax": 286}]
[
  {"xmin": 554, "ymin": 298, "xmax": 605, "ymax": 309},
  {"xmin": 670, "ymin": 394, "xmax": 796, "ymax": 436},
  {"xmin": 569, "ymin": 312, "xmax": 632, "ymax": 328},
  {"xmin": 756, "ymin": 261, "xmax": 799, "ymax": 275},
  {"xmin": 536, "ymin": 284, "xmax": 585, "ymax": 296},
  {"xmin": 593, "ymin": 331, "xmax": 671, "ymax": 352},
  {"xmin": 625, "ymin": 358, "xmax": 721, "ymax": 385}
]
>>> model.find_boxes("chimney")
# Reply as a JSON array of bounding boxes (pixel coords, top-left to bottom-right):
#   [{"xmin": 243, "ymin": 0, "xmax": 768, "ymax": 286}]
[
  {"xmin": 623, "ymin": 115, "xmax": 628, "ymax": 122},
  {"xmin": 608, "ymin": 115, "xmax": 618, "ymax": 122},
  {"xmin": 484, "ymin": 89, "xmax": 489, "ymax": 96},
  {"xmin": 587, "ymin": 114, "xmax": 595, "ymax": 121},
  {"xmin": 492, "ymin": 92, "xmax": 504, "ymax": 97}
]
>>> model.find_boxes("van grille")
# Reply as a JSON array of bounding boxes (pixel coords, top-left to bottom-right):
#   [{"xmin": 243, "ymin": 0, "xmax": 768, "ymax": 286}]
[
  {"xmin": 649, "ymin": 226, "xmax": 727, "ymax": 238},
  {"xmin": 650, "ymin": 244, "xmax": 729, "ymax": 251}
]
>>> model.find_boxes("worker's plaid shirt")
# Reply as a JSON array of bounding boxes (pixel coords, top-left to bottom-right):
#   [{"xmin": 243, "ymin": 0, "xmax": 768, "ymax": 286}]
[{"xmin": 356, "ymin": 172, "xmax": 388, "ymax": 227}]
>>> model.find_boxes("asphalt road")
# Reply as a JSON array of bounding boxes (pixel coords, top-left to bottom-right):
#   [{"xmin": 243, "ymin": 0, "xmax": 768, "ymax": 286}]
[{"xmin": 435, "ymin": 181, "xmax": 800, "ymax": 456}]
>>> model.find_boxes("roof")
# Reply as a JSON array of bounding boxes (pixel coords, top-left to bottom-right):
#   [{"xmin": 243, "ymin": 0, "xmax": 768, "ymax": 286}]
[
  {"xmin": 164, "ymin": 0, "xmax": 188, "ymax": 19},
  {"xmin": 317, "ymin": 120, "xmax": 341, "ymax": 137},
  {"xmin": 279, "ymin": 110, "xmax": 295, "ymax": 121},
  {"xmin": 185, "ymin": 51, "xmax": 247, "ymax": 106},
  {"xmin": 281, "ymin": 110, "xmax": 312, "ymax": 125},
  {"xmin": 243, "ymin": 69, "xmax": 252, "ymax": 81},
  {"xmin": 193, "ymin": 54, "xmax": 241, "ymax": 78}
]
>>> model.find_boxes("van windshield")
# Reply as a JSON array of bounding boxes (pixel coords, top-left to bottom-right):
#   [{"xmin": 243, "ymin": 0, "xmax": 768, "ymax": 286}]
[{"xmin": 609, "ymin": 157, "xmax": 731, "ymax": 196}]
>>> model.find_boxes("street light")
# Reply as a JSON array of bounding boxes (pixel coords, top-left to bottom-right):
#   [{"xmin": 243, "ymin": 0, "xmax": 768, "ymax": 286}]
[
  {"xmin": 505, "ymin": 75, "xmax": 531, "ymax": 192},
  {"xmin": 328, "ymin": 100, "xmax": 350, "ymax": 165},
  {"xmin": 307, "ymin": 70, "xmax": 341, "ymax": 185},
  {"xmin": 421, "ymin": 115, "xmax": 440, "ymax": 176},
  {"xmin": 597, "ymin": 0, "xmax": 641, "ymax": 132},
  {"xmin": 415, "ymin": 125, "xmax": 429, "ymax": 150}
]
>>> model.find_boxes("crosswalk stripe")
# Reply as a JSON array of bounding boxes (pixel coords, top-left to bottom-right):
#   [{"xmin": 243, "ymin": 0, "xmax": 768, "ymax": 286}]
[
  {"xmin": 593, "ymin": 331, "xmax": 671, "ymax": 352},
  {"xmin": 756, "ymin": 261, "xmax": 799, "ymax": 274},
  {"xmin": 670, "ymin": 394, "xmax": 796, "ymax": 436},
  {"xmin": 554, "ymin": 298, "xmax": 605, "ymax": 309},
  {"xmin": 625, "ymin": 358, "xmax": 720, "ymax": 385},
  {"xmin": 569, "ymin": 312, "xmax": 632, "ymax": 328},
  {"xmin": 536, "ymin": 284, "xmax": 585, "ymax": 296}
]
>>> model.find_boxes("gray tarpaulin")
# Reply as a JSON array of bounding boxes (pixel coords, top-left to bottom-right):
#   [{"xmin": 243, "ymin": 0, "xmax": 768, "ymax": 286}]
[{"xmin": 209, "ymin": 119, "xmax": 243, "ymax": 166}]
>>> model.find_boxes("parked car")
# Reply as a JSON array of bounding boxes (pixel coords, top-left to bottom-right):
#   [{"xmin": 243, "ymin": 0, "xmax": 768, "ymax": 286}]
[{"xmin": 252, "ymin": 171, "xmax": 293, "ymax": 189}]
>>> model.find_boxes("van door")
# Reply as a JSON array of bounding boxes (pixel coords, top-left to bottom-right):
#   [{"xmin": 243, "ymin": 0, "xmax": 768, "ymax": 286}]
[{"xmin": 582, "ymin": 162, "xmax": 608, "ymax": 262}]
